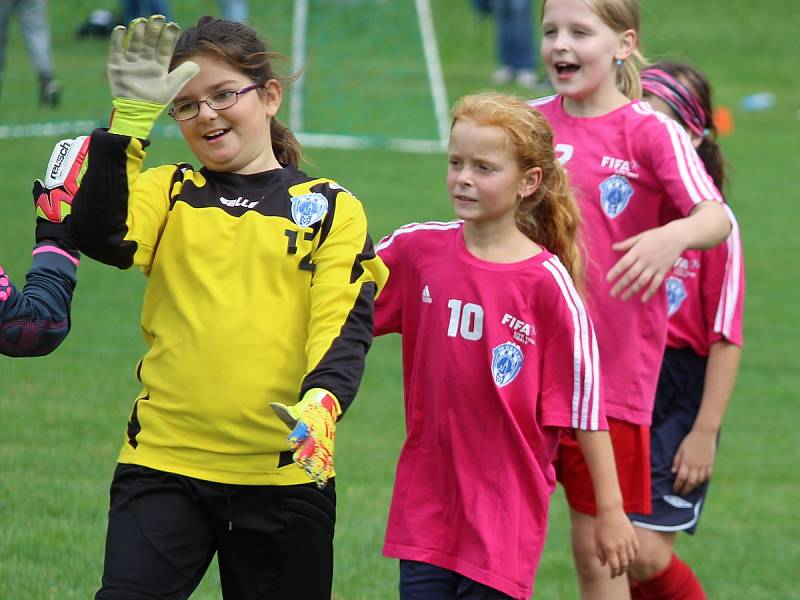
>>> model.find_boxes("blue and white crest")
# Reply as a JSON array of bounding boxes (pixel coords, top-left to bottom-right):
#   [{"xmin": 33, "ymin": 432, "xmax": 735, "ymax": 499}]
[
  {"xmin": 599, "ymin": 174, "xmax": 633, "ymax": 218},
  {"xmin": 665, "ymin": 276, "xmax": 687, "ymax": 317},
  {"xmin": 291, "ymin": 192, "xmax": 328, "ymax": 227},
  {"xmin": 491, "ymin": 342, "xmax": 524, "ymax": 387}
]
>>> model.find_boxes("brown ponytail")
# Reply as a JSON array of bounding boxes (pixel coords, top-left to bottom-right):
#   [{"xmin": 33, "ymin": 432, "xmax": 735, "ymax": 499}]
[{"xmin": 519, "ymin": 155, "xmax": 584, "ymax": 288}]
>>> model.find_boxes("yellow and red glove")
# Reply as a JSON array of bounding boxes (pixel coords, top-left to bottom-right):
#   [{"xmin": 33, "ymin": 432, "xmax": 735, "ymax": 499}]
[{"xmin": 271, "ymin": 388, "xmax": 341, "ymax": 488}]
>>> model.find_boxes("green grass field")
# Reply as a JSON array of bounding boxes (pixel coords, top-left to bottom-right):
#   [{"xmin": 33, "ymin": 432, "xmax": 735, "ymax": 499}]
[{"xmin": 1, "ymin": 1, "xmax": 799, "ymax": 598}]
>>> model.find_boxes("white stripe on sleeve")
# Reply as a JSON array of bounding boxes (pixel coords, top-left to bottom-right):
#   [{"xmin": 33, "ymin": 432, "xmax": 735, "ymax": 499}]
[
  {"xmin": 633, "ymin": 103, "xmax": 722, "ymax": 205},
  {"xmin": 376, "ymin": 220, "xmax": 461, "ymax": 252},
  {"xmin": 543, "ymin": 257, "xmax": 600, "ymax": 430},
  {"xmin": 713, "ymin": 205, "xmax": 743, "ymax": 338}
]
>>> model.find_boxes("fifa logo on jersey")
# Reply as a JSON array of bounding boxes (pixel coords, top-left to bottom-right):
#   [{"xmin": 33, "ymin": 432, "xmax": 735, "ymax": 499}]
[
  {"xmin": 672, "ymin": 256, "xmax": 701, "ymax": 279},
  {"xmin": 291, "ymin": 192, "xmax": 328, "ymax": 227},
  {"xmin": 665, "ymin": 276, "xmax": 687, "ymax": 317},
  {"xmin": 599, "ymin": 174, "xmax": 634, "ymax": 218},
  {"xmin": 491, "ymin": 341, "xmax": 524, "ymax": 387},
  {"xmin": 501, "ymin": 313, "xmax": 536, "ymax": 345},
  {"xmin": 600, "ymin": 155, "xmax": 637, "ymax": 175}
]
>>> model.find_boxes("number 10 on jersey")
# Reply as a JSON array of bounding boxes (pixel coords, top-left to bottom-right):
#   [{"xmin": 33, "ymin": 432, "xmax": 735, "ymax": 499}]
[{"xmin": 447, "ymin": 299, "xmax": 484, "ymax": 341}]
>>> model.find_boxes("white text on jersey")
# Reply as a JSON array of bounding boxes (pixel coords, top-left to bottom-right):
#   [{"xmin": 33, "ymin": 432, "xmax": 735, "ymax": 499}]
[
  {"xmin": 219, "ymin": 195, "xmax": 259, "ymax": 209},
  {"xmin": 501, "ymin": 313, "xmax": 536, "ymax": 345},
  {"xmin": 600, "ymin": 155, "xmax": 638, "ymax": 177}
]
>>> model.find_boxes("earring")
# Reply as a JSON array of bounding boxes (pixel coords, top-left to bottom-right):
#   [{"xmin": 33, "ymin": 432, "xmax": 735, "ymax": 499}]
[{"xmin": 615, "ymin": 58, "xmax": 624, "ymax": 66}]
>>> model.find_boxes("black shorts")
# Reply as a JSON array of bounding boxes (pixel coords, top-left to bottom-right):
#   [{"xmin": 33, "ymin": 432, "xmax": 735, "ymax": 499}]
[
  {"xmin": 95, "ymin": 463, "xmax": 336, "ymax": 600},
  {"xmin": 629, "ymin": 347, "xmax": 714, "ymax": 535}
]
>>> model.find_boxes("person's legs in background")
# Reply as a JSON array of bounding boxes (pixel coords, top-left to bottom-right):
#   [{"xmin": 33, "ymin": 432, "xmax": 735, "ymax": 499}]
[
  {"xmin": 490, "ymin": 0, "xmax": 538, "ymax": 88},
  {"xmin": 0, "ymin": 0, "xmax": 15, "ymax": 98},
  {"xmin": 16, "ymin": 0, "xmax": 60, "ymax": 106}
]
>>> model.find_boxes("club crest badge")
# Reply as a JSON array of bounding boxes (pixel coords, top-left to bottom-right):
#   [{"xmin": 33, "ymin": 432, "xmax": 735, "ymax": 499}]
[
  {"xmin": 291, "ymin": 192, "xmax": 328, "ymax": 227},
  {"xmin": 599, "ymin": 174, "xmax": 633, "ymax": 218},
  {"xmin": 665, "ymin": 276, "xmax": 687, "ymax": 317},
  {"xmin": 491, "ymin": 341, "xmax": 524, "ymax": 387}
]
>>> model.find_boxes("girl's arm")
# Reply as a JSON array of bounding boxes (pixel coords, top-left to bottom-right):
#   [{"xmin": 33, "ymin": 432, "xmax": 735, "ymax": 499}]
[
  {"xmin": 70, "ymin": 132, "xmax": 165, "ymax": 270},
  {"xmin": 575, "ymin": 429, "xmax": 639, "ymax": 578},
  {"xmin": 71, "ymin": 16, "xmax": 196, "ymax": 270},
  {"xmin": 302, "ymin": 186, "xmax": 388, "ymax": 407},
  {"xmin": 1, "ymin": 137, "xmax": 86, "ymax": 357},
  {"xmin": 607, "ymin": 200, "xmax": 731, "ymax": 301},
  {"xmin": 273, "ymin": 183, "xmax": 387, "ymax": 487},
  {"xmin": 672, "ymin": 340, "xmax": 741, "ymax": 495},
  {"xmin": 0, "ymin": 247, "xmax": 78, "ymax": 357}
]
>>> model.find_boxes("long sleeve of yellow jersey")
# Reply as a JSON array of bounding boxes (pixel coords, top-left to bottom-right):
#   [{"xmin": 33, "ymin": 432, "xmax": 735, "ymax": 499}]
[
  {"xmin": 71, "ymin": 128, "xmax": 174, "ymax": 271},
  {"xmin": 293, "ymin": 179, "xmax": 389, "ymax": 414}
]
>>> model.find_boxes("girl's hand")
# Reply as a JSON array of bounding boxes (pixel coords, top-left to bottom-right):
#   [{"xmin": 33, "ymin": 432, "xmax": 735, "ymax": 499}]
[
  {"xmin": 607, "ymin": 221, "xmax": 689, "ymax": 302},
  {"xmin": 595, "ymin": 508, "xmax": 639, "ymax": 578},
  {"xmin": 672, "ymin": 429, "xmax": 717, "ymax": 495},
  {"xmin": 107, "ymin": 15, "xmax": 198, "ymax": 139},
  {"xmin": 108, "ymin": 15, "xmax": 198, "ymax": 105}
]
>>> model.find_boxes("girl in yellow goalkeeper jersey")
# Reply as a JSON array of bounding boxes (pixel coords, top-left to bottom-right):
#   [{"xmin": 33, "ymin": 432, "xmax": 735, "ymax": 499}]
[{"xmin": 70, "ymin": 15, "xmax": 387, "ymax": 599}]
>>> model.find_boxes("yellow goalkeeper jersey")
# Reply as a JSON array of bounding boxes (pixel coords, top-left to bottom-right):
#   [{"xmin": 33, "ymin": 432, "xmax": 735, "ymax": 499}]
[{"xmin": 71, "ymin": 130, "xmax": 387, "ymax": 485}]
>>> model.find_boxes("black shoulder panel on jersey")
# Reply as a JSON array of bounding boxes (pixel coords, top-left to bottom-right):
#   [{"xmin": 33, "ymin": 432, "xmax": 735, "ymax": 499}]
[
  {"xmin": 313, "ymin": 182, "xmax": 337, "ymax": 248},
  {"xmin": 70, "ymin": 129, "xmax": 141, "ymax": 269},
  {"xmin": 300, "ymin": 280, "xmax": 377, "ymax": 414},
  {"xmin": 167, "ymin": 163, "xmax": 195, "ymax": 210},
  {"xmin": 350, "ymin": 234, "xmax": 377, "ymax": 284}
]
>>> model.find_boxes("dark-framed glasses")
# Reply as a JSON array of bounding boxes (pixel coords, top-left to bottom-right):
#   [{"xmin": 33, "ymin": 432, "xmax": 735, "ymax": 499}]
[{"xmin": 168, "ymin": 84, "xmax": 265, "ymax": 121}]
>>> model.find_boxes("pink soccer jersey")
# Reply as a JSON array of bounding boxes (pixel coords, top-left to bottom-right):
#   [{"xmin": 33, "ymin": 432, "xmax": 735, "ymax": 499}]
[
  {"xmin": 533, "ymin": 95, "xmax": 723, "ymax": 425},
  {"xmin": 375, "ymin": 221, "xmax": 604, "ymax": 599},
  {"xmin": 666, "ymin": 207, "xmax": 744, "ymax": 355}
]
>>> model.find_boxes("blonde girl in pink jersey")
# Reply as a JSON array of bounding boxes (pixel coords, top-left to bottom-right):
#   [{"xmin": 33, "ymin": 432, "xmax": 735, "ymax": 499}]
[
  {"xmin": 534, "ymin": 1, "xmax": 733, "ymax": 598},
  {"xmin": 374, "ymin": 92, "xmax": 637, "ymax": 600},
  {"xmin": 626, "ymin": 61, "xmax": 745, "ymax": 600}
]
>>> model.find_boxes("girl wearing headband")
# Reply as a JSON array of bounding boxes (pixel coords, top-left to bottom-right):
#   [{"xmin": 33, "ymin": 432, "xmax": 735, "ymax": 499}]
[
  {"xmin": 534, "ymin": 1, "xmax": 733, "ymax": 597},
  {"xmin": 627, "ymin": 61, "xmax": 745, "ymax": 600}
]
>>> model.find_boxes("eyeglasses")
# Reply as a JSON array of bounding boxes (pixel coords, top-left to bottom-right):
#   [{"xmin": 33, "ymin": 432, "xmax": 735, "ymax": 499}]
[{"xmin": 168, "ymin": 84, "xmax": 265, "ymax": 121}]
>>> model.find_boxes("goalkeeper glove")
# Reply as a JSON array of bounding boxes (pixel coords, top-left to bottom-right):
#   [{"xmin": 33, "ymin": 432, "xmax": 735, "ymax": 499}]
[
  {"xmin": 33, "ymin": 136, "xmax": 90, "ymax": 245},
  {"xmin": 107, "ymin": 15, "xmax": 199, "ymax": 138},
  {"xmin": 271, "ymin": 389, "xmax": 341, "ymax": 489}
]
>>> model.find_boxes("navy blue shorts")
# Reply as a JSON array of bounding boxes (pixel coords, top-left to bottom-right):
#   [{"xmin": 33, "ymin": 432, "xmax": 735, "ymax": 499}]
[
  {"xmin": 629, "ymin": 347, "xmax": 714, "ymax": 535},
  {"xmin": 399, "ymin": 560, "xmax": 514, "ymax": 600}
]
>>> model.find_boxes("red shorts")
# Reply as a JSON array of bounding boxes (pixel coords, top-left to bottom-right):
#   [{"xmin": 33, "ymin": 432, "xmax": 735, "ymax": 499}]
[{"xmin": 554, "ymin": 418, "xmax": 652, "ymax": 516}]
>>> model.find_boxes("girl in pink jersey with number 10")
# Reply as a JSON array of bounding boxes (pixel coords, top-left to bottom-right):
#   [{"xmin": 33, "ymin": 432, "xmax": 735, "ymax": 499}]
[
  {"xmin": 626, "ymin": 61, "xmax": 745, "ymax": 600},
  {"xmin": 374, "ymin": 92, "xmax": 638, "ymax": 600},
  {"xmin": 534, "ymin": 0, "xmax": 733, "ymax": 598}
]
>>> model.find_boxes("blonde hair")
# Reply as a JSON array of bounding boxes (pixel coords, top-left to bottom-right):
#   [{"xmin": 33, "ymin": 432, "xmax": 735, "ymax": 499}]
[
  {"xmin": 542, "ymin": 0, "xmax": 648, "ymax": 99},
  {"xmin": 451, "ymin": 92, "xmax": 584, "ymax": 286}
]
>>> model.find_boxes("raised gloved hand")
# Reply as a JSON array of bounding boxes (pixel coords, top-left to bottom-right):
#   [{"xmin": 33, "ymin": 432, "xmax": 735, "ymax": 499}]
[
  {"xmin": 107, "ymin": 15, "xmax": 199, "ymax": 138},
  {"xmin": 33, "ymin": 136, "xmax": 90, "ymax": 244},
  {"xmin": 271, "ymin": 389, "xmax": 341, "ymax": 488}
]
